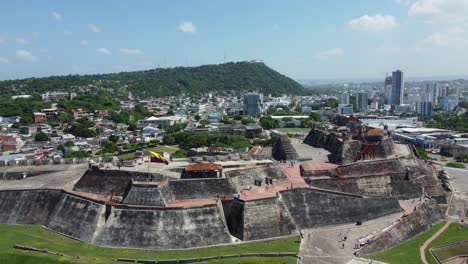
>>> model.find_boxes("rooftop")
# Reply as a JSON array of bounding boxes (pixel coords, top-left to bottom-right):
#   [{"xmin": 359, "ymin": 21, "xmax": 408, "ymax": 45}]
[
  {"xmin": 184, "ymin": 163, "xmax": 223, "ymax": 172},
  {"xmin": 301, "ymin": 163, "xmax": 338, "ymax": 171}
]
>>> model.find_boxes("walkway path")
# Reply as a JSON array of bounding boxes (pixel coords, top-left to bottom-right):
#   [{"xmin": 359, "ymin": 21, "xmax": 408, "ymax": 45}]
[{"xmin": 420, "ymin": 221, "xmax": 451, "ymax": 264}]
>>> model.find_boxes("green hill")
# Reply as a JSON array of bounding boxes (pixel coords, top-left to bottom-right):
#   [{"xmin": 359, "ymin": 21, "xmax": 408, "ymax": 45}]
[{"xmin": 0, "ymin": 61, "xmax": 304, "ymax": 97}]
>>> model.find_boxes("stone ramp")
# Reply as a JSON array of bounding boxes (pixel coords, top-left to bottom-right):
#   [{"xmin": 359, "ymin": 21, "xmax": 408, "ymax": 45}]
[
  {"xmin": 310, "ymin": 174, "xmax": 422, "ymax": 199},
  {"xmin": 356, "ymin": 201, "xmax": 445, "ymax": 256},
  {"xmin": 280, "ymin": 188, "xmax": 401, "ymax": 229},
  {"xmin": 93, "ymin": 206, "xmax": 232, "ymax": 250}
]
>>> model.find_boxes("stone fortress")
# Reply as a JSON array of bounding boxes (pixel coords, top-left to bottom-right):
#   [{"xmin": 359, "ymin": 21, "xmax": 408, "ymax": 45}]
[{"xmin": 0, "ymin": 124, "xmax": 463, "ymax": 261}]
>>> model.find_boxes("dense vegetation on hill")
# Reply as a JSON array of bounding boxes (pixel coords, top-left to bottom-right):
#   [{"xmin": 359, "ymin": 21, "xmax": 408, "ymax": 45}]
[
  {"xmin": 0, "ymin": 61, "xmax": 304, "ymax": 97},
  {"xmin": 425, "ymin": 103, "xmax": 468, "ymax": 132}
]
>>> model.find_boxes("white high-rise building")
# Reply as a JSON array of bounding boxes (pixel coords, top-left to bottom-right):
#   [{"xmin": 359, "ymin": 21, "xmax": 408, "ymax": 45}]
[{"xmin": 339, "ymin": 93, "xmax": 350, "ymax": 104}]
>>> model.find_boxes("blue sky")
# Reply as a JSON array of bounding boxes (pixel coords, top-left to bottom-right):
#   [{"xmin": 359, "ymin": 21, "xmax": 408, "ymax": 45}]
[{"xmin": 0, "ymin": 0, "xmax": 467, "ymax": 80}]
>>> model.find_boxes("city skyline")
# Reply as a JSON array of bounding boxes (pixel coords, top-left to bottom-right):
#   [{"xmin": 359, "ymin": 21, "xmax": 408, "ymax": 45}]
[{"xmin": 1, "ymin": 0, "xmax": 468, "ymax": 81}]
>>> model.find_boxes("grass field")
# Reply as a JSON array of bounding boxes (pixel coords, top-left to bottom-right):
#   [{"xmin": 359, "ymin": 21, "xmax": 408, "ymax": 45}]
[
  {"xmin": 432, "ymin": 241, "xmax": 468, "ymax": 262},
  {"xmin": 426, "ymin": 223, "xmax": 468, "ymax": 264},
  {"xmin": 275, "ymin": 128, "xmax": 311, "ymax": 134},
  {"xmin": 118, "ymin": 145, "xmax": 180, "ymax": 160},
  {"xmin": 369, "ymin": 222, "xmax": 446, "ymax": 264},
  {"xmin": 0, "ymin": 224, "xmax": 300, "ymax": 264},
  {"xmin": 370, "ymin": 222, "xmax": 468, "ymax": 264}
]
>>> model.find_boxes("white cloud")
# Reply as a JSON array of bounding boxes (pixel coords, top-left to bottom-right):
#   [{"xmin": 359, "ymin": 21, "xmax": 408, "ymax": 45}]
[
  {"xmin": 0, "ymin": 57, "xmax": 9, "ymax": 64},
  {"xmin": 96, "ymin": 48, "xmax": 111, "ymax": 55},
  {"xmin": 179, "ymin": 21, "xmax": 196, "ymax": 33},
  {"xmin": 51, "ymin": 11, "xmax": 63, "ymax": 21},
  {"xmin": 119, "ymin": 48, "xmax": 144, "ymax": 55},
  {"xmin": 64, "ymin": 30, "xmax": 72, "ymax": 36},
  {"xmin": 316, "ymin": 48, "xmax": 344, "ymax": 58},
  {"xmin": 349, "ymin": 14, "xmax": 398, "ymax": 32},
  {"xmin": 409, "ymin": 0, "xmax": 468, "ymax": 23},
  {"xmin": 79, "ymin": 40, "xmax": 89, "ymax": 46},
  {"xmin": 15, "ymin": 37, "xmax": 28, "ymax": 44},
  {"xmin": 88, "ymin": 24, "xmax": 101, "ymax": 33},
  {"xmin": 421, "ymin": 27, "xmax": 468, "ymax": 48},
  {"xmin": 16, "ymin": 49, "xmax": 36, "ymax": 62}
]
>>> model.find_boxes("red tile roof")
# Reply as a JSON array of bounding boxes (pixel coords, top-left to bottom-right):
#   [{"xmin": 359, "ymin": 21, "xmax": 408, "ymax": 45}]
[
  {"xmin": 184, "ymin": 163, "xmax": 223, "ymax": 172},
  {"xmin": 300, "ymin": 163, "xmax": 338, "ymax": 171}
]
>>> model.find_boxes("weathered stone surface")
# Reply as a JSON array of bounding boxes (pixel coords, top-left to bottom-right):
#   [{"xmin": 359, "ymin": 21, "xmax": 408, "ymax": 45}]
[
  {"xmin": 224, "ymin": 197, "xmax": 297, "ymax": 240},
  {"xmin": 93, "ymin": 206, "xmax": 232, "ymax": 249},
  {"xmin": 311, "ymin": 174, "xmax": 422, "ymax": 199},
  {"xmin": 166, "ymin": 178, "xmax": 237, "ymax": 201},
  {"xmin": 73, "ymin": 167, "xmax": 168, "ymax": 196},
  {"xmin": 280, "ymin": 188, "xmax": 401, "ymax": 229},
  {"xmin": 357, "ymin": 201, "xmax": 445, "ymax": 255},
  {"xmin": 122, "ymin": 183, "xmax": 166, "ymax": 206},
  {"xmin": 225, "ymin": 166, "xmax": 287, "ymax": 191}
]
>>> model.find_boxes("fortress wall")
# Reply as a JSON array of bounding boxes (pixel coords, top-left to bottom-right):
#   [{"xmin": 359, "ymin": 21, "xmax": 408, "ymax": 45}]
[
  {"xmin": 280, "ymin": 188, "xmax": 401, "ymax": 229},
  {"xmin": 223, "ymin": 200, "xmax": 244, "ymax": 240},
  {"xmin": 122, "ymin": 184, "xmax": 166, "ymax": 206},
  {"xmin": 46, "ymin": 194, "xmax": 105, "ymax": 242},
  {"xmin": 167, "ymin": 178, "xmax": 237, "ymax": 200},
  {"xmin": 375, "ymin": 138, "xmax": 395, "ymax": 158},
  {"xmin": 0, "ymin": 190, "xmax": 63, "ymax": 225},
  {"xmin": 225, "ymin": 166, "xmax": 287, "ymax": 191},
  {"xmin": 336, "ymin": 159, "xmax": 403, "ymax": 176},
  {"xmin": 93, "ymin": 206, "xmax": 232, "ymax": 250},
  {"xmin": 73, "ymin": 168, "xmax": 167, "ymax": 196},
  {"xmin": 310, "ymin": 174, "xmax": 422, "ymax": 199},
  {"xmin": 357, "ymin": 201, "xmax": 445, "ymax": 256},
  {"xmin": 241, "ymin": 197, "xmax": 297, "ymax": 240}
]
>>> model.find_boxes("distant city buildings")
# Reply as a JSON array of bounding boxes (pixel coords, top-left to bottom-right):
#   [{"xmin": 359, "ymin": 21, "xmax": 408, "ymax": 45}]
[
  {"xmin": 337, "ymin": 104, "xmax": 353, "ymax": 115},
  {"xmin": 390, "ymin": 70, "xmax": 404, "ymax": 106},
  {"xmin": 339, "ymin": 93, "xmax": 350, "ymax": 105},
  {"xmin": 440, "ymin": 96, "xmax": 459, "ymax": 111},
  {"xmin": 384, "ymin": 76, "xmax": 392, "ymax": 104},
  {"xmin": 243, "ymin": 93, "xmax": 264, "ymax": 116},
  {"xmin": 416, "ymin": 101, "xmax": 433, "ymax": 118},
  {"xmin": 41, "ymin": 91, "xmax": 76, "ymax": 102},
  {"xmin": 357, "ymin": 92, "xmax": 368, "ymax": 111}
]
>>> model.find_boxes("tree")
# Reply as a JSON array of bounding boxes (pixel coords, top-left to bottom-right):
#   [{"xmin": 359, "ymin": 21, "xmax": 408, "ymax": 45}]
[
  {"xmin": 108, "ymin": 135, "xmax": 120, "ymax": 143},
  {"xmin": 194, "ymin": 114, "xmax": 201, "ymax": 121},
  {"xmin": 260, "ymin": 117, "xmax": 278, "ymax": 129},
  {"xmin": 199, "ymin": 119, "xmax": 210, "ymax": 126},
  {"xmin": 34, "ymin": 132, "xmax": 49, "ymax": 141},
  {"xmin": 309, "ymin": 112, "xmax": 321, "ymax": 121}
]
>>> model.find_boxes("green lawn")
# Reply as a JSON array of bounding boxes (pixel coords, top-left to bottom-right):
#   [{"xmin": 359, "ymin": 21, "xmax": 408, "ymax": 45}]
[
  {"xmin": 370, "ymin": 222, "xmax": 468, "ymax": 264},
  {"xmin": 426, "ymin": 223, "xmax": 468, "ymax": 263},
  {"xmin": 369, "ymin": 222, "xmax": 446, "ymax": 264},
  {"xmin": 0, "ymin": 224, "xmax": 300, "ymax": 264},
  {"xmin": 118, "ymin": 145, "xmax": 180, "ymax": 160},
  {"xmin": 275, "ymin": 128, "xmax": 311, "ymax": 134},
  {"xmin": 432, "ymin": 242, "xmax": 468, "ymax": 262}
]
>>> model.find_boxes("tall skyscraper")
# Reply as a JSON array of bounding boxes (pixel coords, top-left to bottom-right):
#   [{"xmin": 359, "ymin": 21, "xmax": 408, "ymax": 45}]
[
  {"xmin": 357, "ymin": 92, "xmax": 368, "ymax": 111},
  {"xmin": 339, "ymin": 93, "xmax": 350, "ymax": 104},
  {"xmin": 432, "ymin": 82, "xmax": 439, "ymax": 105},
  {"xmin": 243, "ymin": 93, "xmax": 264, "ymax": 116},
  {"xmin": 391, "ymin": 70, "xmax": 404, "ymax": 106},
  {"xmin": 384, "ymin": 76, "xmax": 392, "ymax": 104}
]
